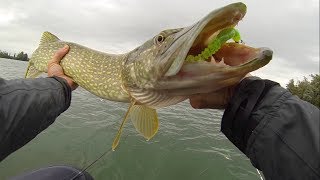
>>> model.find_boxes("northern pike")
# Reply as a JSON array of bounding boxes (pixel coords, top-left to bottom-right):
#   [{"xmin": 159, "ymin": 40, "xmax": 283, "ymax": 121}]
[{"xmin": 25, "ymin": 2, "xmax": 273, "ymax": 150}]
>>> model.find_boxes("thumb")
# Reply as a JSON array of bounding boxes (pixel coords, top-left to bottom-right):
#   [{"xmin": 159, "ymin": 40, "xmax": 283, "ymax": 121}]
[{"xmin": 50, "ymin": 45, "xmax": 69, "ymax": 65}]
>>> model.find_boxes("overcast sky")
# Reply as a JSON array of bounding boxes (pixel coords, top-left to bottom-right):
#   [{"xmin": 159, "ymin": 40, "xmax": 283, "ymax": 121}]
[{"xmin": 0, "ymin": 0, "xmax": 318, "ymax": 86}]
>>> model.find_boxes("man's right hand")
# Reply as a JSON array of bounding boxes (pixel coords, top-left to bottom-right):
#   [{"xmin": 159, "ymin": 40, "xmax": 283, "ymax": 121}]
[
  {"xmin": 189, "ymin": 86, "xmax": 236, "ymax": 109},
  {"xmin": 189, "ymin": 74, "xmax": 251, "ymax": 109}
]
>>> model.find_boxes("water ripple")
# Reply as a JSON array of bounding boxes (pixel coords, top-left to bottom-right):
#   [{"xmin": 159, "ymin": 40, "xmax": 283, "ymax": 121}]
[{"xmin": 0, "ymin": 59, "xmax": 261, "ymax": 180}]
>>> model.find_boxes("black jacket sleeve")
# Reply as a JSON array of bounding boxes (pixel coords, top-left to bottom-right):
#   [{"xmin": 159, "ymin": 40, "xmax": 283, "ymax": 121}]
[
  {"xmin": 0, "ymin": 77, "xmax": 71, "ymax": 161},
  {"xmin": 221, "ymin": 76, "xmax": 320, "ymax": 180}
]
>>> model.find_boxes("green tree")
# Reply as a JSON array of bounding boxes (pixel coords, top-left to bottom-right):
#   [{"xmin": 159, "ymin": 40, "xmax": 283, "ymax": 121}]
[
  {"xmin": 22, "ymin": 53, "xmax": 28, "ymax": 61},
  {"xmin": 16, "ymin": 51, "xmax": 24, "ymax": 60},
  {"xmin": 286, "ymin": 74, "xmax": 320, "ymax": 108},
  {"xmin": 0, "ymin": 50, "xmax": 29, "ymax": 61},
  {"xmin": 0, "ymin": 51, "xmax": 11, "ymax": 59}
]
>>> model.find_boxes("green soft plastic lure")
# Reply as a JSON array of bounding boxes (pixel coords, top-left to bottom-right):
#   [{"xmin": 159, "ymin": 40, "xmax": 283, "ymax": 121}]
[{"xmin": 185, "ymin": 27, "xmax": 241, "ymax": 62}]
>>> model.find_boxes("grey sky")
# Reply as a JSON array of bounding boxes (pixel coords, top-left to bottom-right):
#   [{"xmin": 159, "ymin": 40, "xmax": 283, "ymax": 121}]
[{"xmin": 0, "ymin": 0, "xmax": 319, "ymax": 86}]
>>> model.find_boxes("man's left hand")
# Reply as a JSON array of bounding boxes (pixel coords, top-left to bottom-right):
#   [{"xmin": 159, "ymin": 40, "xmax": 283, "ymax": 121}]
[{"xmin": 47, "ymin": 45, "xmax": 78, "ymax": 90}]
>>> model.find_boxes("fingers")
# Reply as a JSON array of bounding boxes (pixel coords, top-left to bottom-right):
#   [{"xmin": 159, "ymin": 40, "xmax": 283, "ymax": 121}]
[
  {"xmin": 49, "ymin": 45, "xmax": 69, "ymax": 67},
  {"xmin": 189, "ymin": 86, "xmax": 234, "ymax": 109},
  {"xmin": 189, "ymin": 91, "xmax": 221, "ymax": 109},
  {"xmin": 189, "ymin": 95, "xmax": 205, "ymax": 109},
  {"xmin": 244, "ymin": 73, "xmax": 251, "ymax": 79}
]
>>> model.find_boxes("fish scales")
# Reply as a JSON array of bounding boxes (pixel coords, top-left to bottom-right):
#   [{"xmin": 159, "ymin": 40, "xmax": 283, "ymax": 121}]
[
  {"xmin": 30, "ymin": 41, "xmax": 130, "ymax": 102},
  {"xmin": 25, "ymin": 3, "xmax": 273, "ymax": 150}
]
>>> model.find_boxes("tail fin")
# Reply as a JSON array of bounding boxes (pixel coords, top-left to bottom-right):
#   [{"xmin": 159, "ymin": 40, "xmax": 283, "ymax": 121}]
[
  {"xmin": 39, "ymin": 31, "xmax": 60, "ymax": 45},
  {"xmin": 25, "ymin": 31, "xmax": 60, "ymax": 78}
]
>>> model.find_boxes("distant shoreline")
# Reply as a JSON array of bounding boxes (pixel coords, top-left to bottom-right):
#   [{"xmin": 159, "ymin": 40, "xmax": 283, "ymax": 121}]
[{"xmin": 0, "ymin": 50, "xmax": 29, "ymax": 61}]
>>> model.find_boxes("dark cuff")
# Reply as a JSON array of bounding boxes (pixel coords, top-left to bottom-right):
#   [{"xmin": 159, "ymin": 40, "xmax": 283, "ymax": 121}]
[
  {"xmin": 50, "ymin": 76, "xmax": 72, "ymax": 111},
  {"xmin": 221, "ymin": 77, "xmax": 279, "ymax": 154}
]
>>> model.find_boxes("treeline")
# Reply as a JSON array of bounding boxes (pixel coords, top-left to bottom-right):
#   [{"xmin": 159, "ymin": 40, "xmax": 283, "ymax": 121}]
[
  {"xmin": 0, "ymin": 50, "xmax": 29, "ymax": 61},
  {"xmin": 286, "ymin": 74, "xmax": 320, "ymax": 108}
]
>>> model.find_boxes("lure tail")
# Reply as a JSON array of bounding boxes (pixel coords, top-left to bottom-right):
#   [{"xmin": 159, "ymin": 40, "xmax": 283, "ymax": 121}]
[{"xmin": 185, "ymin": 27, "xmax": 241, "ymax": 62}]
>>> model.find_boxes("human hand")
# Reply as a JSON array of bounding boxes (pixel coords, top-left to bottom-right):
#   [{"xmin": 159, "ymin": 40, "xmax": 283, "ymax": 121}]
[
  {"xmin": 47, "ymin": 45, "xmax": 78, "ymax": 90},
  {"xmin": 189, "ymin": 86, "xmax": 235, "ymax": 109},
  {"xmin": 189, "ymin": 74, "xmax": 251, "ymax": 109}
]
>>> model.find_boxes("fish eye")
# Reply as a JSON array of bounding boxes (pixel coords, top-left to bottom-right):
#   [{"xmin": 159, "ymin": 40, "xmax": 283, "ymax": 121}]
[{"xmin": 154, "ymin": 35, "xmax": 165, "ymax": 45}]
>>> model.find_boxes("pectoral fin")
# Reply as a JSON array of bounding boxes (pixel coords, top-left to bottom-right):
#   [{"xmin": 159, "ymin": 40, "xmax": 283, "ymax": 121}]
[
  {"xmin": 112, "ymin": 100, "xmax": 136, "ymax": 151},
  {"xmin": 130, "ymin": 105, "xmax": 159, "ymax": 140}
]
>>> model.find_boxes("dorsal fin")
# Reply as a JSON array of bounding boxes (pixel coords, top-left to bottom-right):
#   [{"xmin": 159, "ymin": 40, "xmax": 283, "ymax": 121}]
[{"xmin": 40, "ymin": 31, "xmax": 60, "ymax": 45}]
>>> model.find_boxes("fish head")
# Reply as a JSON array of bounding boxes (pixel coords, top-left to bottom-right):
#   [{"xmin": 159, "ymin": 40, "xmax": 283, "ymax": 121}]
[
  {"xmin": 122, "ymin": 2, "xmax": 273, "ymax": 107},
  {"xmin": 121, "ymin": 27, "xmax": 183, "ymax": 88}
]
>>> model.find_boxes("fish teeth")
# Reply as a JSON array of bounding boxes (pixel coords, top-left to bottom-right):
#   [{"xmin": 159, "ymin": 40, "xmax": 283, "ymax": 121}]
[
  {"xmin": 210, "ymin": 56, "xmax": 216, "ymax": 63},
  {"xmin": 219, "ymin": 58, "xmax": 225, "ymax": 65}
]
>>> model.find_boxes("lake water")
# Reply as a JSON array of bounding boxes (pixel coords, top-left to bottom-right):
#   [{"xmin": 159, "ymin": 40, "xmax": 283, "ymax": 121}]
[{"xmin": 0, "ymin": 58, "xmax": 262, "ymax": 180}]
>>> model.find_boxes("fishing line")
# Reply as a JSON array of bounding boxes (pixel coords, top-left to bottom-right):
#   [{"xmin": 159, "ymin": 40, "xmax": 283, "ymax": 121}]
[
  {"xmin": 68, "ymin": 148, "xmax": 113, "ymax": 180},
  {"xmin": 66, "ymin": 106, "xmax": 131, "ymax": 180},
  {"xmin": 61, "ymin": 135, "xmax": 129, "ymax": 180}
]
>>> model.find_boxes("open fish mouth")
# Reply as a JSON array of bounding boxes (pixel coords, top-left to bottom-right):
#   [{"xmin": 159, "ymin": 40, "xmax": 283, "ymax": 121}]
[{"xmin": 155, "ymin": 2, "xmax": 272, "ymax": 94}]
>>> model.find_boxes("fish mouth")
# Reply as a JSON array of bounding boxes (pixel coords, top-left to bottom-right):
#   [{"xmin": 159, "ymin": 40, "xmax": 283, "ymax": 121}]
[{"xmin": 155, "ymin": 2, "xmax": 272, "ymax": 94}]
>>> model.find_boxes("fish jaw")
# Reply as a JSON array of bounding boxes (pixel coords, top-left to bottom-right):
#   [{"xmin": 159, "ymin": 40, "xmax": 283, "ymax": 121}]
[
  {"xmin": 122, "ymin": 2, "xmax": 247, "ymax": 87},
  {"xmin": 155, "ymin": 46, "xmax": 272, "ymax": 96},
  {"xmin": 122, "ymin": 2, "xmax": 273, "ymax": 108},
  {"xmin": 161, "ymin": 2, "xmax": 248, "ymax": 77}
]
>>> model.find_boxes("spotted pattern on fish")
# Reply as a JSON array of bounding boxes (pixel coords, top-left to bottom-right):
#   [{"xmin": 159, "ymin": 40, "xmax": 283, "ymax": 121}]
[
  {"xmin": 25, "ymin": 3, "xmax": 272, "ymax": 151},
  {"xmin": 28, "ymin": 37, "xmax": 130, "ymax": 102}
]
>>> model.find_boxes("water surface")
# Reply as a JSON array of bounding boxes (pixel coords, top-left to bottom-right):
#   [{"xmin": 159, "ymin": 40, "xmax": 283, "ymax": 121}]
[{"xmin": 0, "ymin": 58, "xmax": 261, "ymax": 180}]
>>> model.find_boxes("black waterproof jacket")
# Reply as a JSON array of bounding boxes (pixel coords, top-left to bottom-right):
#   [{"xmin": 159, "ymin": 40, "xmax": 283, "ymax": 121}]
[
  {"xmin": 221, "ymin": 77, "xmax": 319, "ymax": 180},
  {"xmin": 0, "ymin": 77, "xmax": 71, "ymax": 162},
  {"xmin": 0, "ymin": 76, "xmax": 319, "ymax": 180}
]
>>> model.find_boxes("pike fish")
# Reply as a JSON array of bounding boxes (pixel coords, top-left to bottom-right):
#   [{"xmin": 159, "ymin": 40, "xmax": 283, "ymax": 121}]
[{"xmin": 25, "ymin": 2, "xmax": 273, "ymax": 150}]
